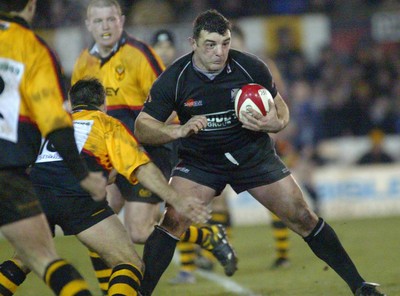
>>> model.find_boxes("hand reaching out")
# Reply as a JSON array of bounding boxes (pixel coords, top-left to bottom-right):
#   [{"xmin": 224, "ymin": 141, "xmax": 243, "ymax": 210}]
[{"xmin": 178, "ymin": 115, "xmax": 208, "ymax": 138}]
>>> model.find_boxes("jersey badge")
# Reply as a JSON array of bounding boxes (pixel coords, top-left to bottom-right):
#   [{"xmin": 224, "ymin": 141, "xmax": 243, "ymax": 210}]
[
  {"xmin": 139, "ymin": 188, "xmax": 152, "ymax": 198},
  {"xmin": 115, "ymin": 65, "xmax": 125, "ymax": 81}
]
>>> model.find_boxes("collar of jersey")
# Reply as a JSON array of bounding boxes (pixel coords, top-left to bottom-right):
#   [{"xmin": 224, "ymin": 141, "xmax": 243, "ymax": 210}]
[
  {"xmin": 89, "ymin": 31, "xmax": 128, "ymax": 65},
  {"xmin": 71, "ymin": 104, "xmax": 102, "ymax": 112},
  {"xmin": 0, "ymin": 13, "xmax": 30, "ymax": 29}
]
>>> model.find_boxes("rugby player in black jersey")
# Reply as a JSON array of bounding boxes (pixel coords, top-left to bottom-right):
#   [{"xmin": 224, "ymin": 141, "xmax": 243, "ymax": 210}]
[{"xmin": 135, "ymin": 9, "xmax": 386, "ymax": 296}]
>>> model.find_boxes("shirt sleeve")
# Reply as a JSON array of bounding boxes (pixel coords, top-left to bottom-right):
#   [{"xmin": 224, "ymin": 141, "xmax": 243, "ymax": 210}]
[
  {"xmin": 252, "ymin": 56, "xmax": 278, "ymax": 98},
  {"xmin": 141, "ymin": 70, "xmax": 176, "ymax": 122},
  {"xmin": 105, "ymin": 117, "xmax": 151, "ymax": 184}
]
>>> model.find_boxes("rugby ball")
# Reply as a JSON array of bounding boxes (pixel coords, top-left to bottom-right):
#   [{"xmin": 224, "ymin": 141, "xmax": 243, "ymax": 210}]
[{"xmin": 234, "ymin": 83, "xmax": 273, "ymax": 121}]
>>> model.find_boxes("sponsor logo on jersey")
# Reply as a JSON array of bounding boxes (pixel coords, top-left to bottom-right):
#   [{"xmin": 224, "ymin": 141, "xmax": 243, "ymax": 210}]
[
  {"xmin": 115, "ymin": 65, "xmax": 125, "ymax": 81},
  {"xmin": 105, "ymin": 87, "xmax": 120, "ymax": 96},
  {"xmin": 184, "ymin": 98, "xmax": 203, "ymax": 107},
  {"xmin": 204, "ymin": 110, "xmax": 240, "ymax": 131},
  {"xmin": 139, "ymin": 188, "xmax": 152, "ymax": 198}
]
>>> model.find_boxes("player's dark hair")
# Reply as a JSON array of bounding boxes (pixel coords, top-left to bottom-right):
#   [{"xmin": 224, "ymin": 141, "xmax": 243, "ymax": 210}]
[
  {"xmin": 69, "ymin": 78, "xmax": 106, "ymax": 108},
  {"xmin": 192, "ymin": 9, "xmax": 231, "ymax": 40},
  {"xmin": 0, "ymin": 0, "xmax": 29, "ymax": 12}
]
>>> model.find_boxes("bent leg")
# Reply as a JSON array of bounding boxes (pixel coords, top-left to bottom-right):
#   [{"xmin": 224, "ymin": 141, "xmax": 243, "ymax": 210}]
[
  {"xmin": 124, "ymin": 201, "xmax": 161, "ymax": 244},
  {"xmin": 140, "ymin": 177, "xmax": 215, "ymax": 296},
  {"xmin": 1, "ymin": 214, "xmax": 91, "ymax": 296},
  {"xmin": 77, "ymin": 214, "xmax": 143, "ymax": 295},
  {"xmin": 249, "ymin": 175, "xmax": 365, "ymax": 293}
]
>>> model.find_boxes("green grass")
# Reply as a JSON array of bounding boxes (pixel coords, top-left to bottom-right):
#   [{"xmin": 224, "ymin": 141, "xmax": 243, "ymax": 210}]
[{"xmin": 1, "ymin": 216, "xmax": 399, "ymax": 295}]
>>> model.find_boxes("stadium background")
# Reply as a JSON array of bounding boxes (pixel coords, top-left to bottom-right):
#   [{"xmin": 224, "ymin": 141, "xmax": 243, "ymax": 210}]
[{"xmin": 2, "ymin": 1, "xmax": 400, "ymax": 295}]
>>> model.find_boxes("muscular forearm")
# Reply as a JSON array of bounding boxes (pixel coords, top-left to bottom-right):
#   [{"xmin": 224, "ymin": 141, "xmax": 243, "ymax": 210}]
[
  {"xmin": 135, "ymin": 113, "xmax": 180, "ymax": 145},
  {"xmin": 133, "ymin": 162, "xmax": 179, "ymax": 204}
]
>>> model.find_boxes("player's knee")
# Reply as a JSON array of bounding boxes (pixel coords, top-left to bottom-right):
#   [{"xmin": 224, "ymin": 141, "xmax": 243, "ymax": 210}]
[
  {"xmin": 294, "ymin": 208, "xmax": 319, "ymax": 235},
  {"xmin": 128, "ymin": 226, "xmax": 152, "ymax": 244}
]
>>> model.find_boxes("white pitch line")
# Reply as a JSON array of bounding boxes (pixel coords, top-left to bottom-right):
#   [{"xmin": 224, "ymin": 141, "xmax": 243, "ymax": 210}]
[
  {"xmin": 172, "ymin": 252, "xmax": 261, "ymax": 296},
  {"xmin": 195, "ymin": 269, "xmax": 262, "ymax": 296}
]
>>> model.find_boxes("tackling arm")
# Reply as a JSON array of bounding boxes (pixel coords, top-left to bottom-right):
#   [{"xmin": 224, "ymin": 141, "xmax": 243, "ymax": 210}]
[{"xmin": 135, "ymin": 112, "xmax": 207, "ymax": 145}]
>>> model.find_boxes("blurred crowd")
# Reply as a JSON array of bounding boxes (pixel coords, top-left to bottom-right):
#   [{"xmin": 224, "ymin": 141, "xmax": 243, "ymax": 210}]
[
  {"xmin": 33, "ymin": 0, "xmax": 400, "ymax": 157},
  {"xmin": 33, "ymin": 0, "xmax": 400, "ymax": 28}
]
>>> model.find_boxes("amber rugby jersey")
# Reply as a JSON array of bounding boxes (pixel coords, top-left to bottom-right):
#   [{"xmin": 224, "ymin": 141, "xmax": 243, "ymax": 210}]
[
  {"xmin": 31, "ymin": 108, "xmax": 151, "ymax": 194},
  {"xmin": 0, "ymin": 14, "xmax": 70, "ymax": 169},
  {"xmin": 72, "ymin": 32, "xmax": 164, "ymax": 129}
]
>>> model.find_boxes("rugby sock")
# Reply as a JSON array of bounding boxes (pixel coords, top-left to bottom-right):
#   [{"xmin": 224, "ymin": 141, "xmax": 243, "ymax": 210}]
[
  {"xmin": 43, "ymin": 259, "xmax": 92, "ymax": 296},
  {"xmin": 198, "ymin": 210, "xmax": 233, "ymax": 265},
  {"xmin": 304, "ymin": 218, "xmax": 364, "ymax": 293},
  {"xmin": 0, "ymin": 260, "xmax": 28, "ymax": 295},
  {"xmin": 177, "ymin": 241, "xmax": 197, "ymax": 273},
  {"xmin": 271, "ymin": 213, "xmax": 290, "ymax": 261},
  {"xmin": 108, "ymin": 263, "xmax": 142, "ymax": 296},
  {"xmin": 180, "ymin": 225, "xmax": 207, "ymax": 244},
  {"xmin": 88, "ymin": 251, "xmax": 111, "ymax": 295},
  {"xmin": 140, "ymin": 226, "xmax": 179, "ymax": 296}
]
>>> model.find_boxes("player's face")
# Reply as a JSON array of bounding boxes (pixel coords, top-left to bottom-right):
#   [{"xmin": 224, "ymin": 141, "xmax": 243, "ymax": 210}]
[
  {"xmin": 154, "ymin": 41, "xmax": 176, "ymax": 67},
  {"xmin": 86, "ymin": 5, "xmax": 124, "ymax": 55},
  {"xmin": 192, "ymin": 30, "xmax": 231, "ymax": 72}
]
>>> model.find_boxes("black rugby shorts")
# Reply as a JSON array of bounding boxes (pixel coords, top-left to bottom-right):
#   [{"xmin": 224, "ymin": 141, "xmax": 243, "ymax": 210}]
[
  {"xmin": 34, "ymin": 186, "xmax": 114, "ymax": 236},
  {"xmin": 172, "ymin": 142, "xmax": 291, "ymax": 195},
  {"xmin": 0, "ymin": 169, "xmax": 43, "ymax": 226}
]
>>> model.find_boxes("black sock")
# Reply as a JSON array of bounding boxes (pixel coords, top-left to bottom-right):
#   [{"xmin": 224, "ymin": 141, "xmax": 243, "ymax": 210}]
[
  {"xmin": 140, "ymin": 226, "xmax": 179, "ymax": 296},
  {"xmin": 304, "ymin": 218, "xmax": 364, "ymax": 293}
]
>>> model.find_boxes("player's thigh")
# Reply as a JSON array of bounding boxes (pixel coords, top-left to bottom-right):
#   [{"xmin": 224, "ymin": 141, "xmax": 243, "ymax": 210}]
[
  {"xmin": 248, "ymin": 174, "xmax": 317, "ymax": 236},
  {"xmin": 1, "ymin": 214, "xmax": 57, "ymax": 275},
  {"xmin": 124, "ymin": 201, "xmax": 161, "ymax": 227},
  {"xmin": 212, "ymin": 185, "xmax": 235, "ymax": 212},
  {"xmin": 106, "ymin": 183, "xmax": 124, "ymax": 213},
  {"xmin": 161, "ymin": 176, "xmax": 216, "ymax": 235},
  {"xmin": 76, "ymin": 215, "xmax": 142, "ymax": 268}
]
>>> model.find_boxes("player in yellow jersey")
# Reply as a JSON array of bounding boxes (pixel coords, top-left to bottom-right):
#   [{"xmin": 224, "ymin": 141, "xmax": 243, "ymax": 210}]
[
  {"xmin": 0, "ymin": 77, "xmax": 210, "ymax": 295},
  {"xmin": 0, "ymin": 1, "xmax": 107, "ymax": 295}
]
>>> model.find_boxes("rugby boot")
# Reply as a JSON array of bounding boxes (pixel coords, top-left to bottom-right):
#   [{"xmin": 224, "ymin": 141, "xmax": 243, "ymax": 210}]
[
  {"xmin": 201, "ymin": 224, "xmax": 238, "ymax": 276},
  {"xmin": 355, "ymin": 282, "xmax": 386, "ymax": 296}
]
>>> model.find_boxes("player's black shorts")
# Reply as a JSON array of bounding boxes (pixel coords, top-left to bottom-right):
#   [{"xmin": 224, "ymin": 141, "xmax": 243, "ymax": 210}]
[
  {"xmin": 0, "ymin": 168, "xmax": 43, "ymax": 226},
  {"xmin": 171, "ymin": 139, "xmax": 291, "ymax": 195},
  {"xmin": 34, "ymin": 186, "xmax": 114, "ymax": 236},
  {"xmin": 117, "ymin": 144, "xmax": 174, "ymax": 204}
]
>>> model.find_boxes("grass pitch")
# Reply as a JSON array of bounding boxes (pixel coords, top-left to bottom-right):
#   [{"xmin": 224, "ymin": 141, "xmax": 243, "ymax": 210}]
[{"xmin": 1, "ymin": 216, "xmax": 399, "ymax": 295}]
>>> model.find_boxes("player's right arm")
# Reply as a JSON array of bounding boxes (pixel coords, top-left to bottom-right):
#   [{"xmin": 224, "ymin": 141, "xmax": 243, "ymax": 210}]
[{"xmin": 135, "ymin": 112, "xmax": 207, "ymax": 145}]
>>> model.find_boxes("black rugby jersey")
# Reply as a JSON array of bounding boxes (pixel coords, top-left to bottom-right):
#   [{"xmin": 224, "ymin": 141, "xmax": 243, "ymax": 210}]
[{"xmin": 142, "ymin": 49, "xmax": 278, "ymax": 160}]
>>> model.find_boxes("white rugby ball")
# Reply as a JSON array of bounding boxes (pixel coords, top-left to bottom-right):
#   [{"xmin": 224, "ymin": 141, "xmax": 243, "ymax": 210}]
[{"xmin": 234, "ymin": 83, "xmax": 273, "ymax": 121}]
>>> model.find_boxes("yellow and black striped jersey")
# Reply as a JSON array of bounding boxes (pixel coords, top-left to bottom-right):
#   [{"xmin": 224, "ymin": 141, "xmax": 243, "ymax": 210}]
[
  {"xmin": 31, "ymin": 108, "xmax": 151, "ymax": 194},
  {"xmin": 71, "ymin": 32, "xmax": 165, "ymax": 130},
  {"xmin": 0, "ymin": 14, "xmax": 71, "ymax": 169}
]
